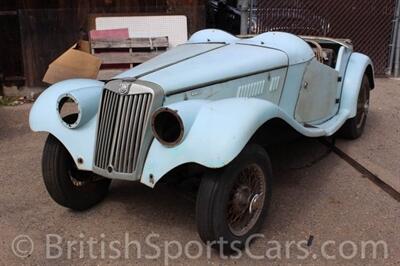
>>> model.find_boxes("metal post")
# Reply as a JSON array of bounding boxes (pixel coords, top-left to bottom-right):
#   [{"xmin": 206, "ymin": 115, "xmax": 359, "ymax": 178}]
[
  {"xmin": 392, "ymin": 0, "xmax": 400, "ymax": 76},
  {"xmin": 394, "ymin": 22, "xmax": 400, "ymax": 77},
  {"xmin": 249, "ymin": 0, "xmax": 254, "ymax": 33},
  {"xmin": 238, "ymin": 0, "xmax": 250, "ymax": 35},
  {"xmin": 388, "ymin": 9, "xmax": 398, "ymax": 75}
]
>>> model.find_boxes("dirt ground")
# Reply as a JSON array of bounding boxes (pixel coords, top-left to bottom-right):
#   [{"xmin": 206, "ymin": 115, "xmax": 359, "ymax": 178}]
[
  {"xmin": 336, "ymin": 78, "xmax": 400, "ymax": 192},
  {"xmin": 0, "ymin": 78, "xmax": 399, "ymax": 265}
]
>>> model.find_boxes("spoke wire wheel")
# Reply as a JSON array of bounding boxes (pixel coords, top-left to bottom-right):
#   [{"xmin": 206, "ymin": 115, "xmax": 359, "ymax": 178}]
[
  {"xmin": 339, "ymin": 74, "xmax": 371, "ymax": 139},
  {"xmin": 195, "ymin": 144, "xmax": 272, "ymax": 252},
  {"xmin": 226, "ymin": 164, "xmax": 266, "ymax": 236},
  {"xmin": 355, "ymin": 81, "xmax": 370, "ymax": 129},
  {"xmin": 67, "ymin": 160, "xmax": 90, "ymax": 187},
  {"xmin": 67, "ymin": 158, "xmax": 103, "ymax": 188}
]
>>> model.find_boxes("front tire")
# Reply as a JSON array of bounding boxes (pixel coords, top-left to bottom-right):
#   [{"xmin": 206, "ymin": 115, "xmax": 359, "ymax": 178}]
[
  {"xmin": 42, "ymin": 134, "xmax": 111, "ymax": 211},
  {"xmin": 195, "ymin": 144, "xmax": 272, "ymax": 252}
]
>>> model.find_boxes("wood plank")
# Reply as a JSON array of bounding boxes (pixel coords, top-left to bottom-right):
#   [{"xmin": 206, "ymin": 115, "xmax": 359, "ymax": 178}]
[
  {"xmin": 89, "ymin": 28, "xmax": 129, "ymax": 40},
  {"xmin": 91, "ymin": 37, "xmax": 169, "ymax": 49},
  {"xmin": 94, "ymin": 51, "xmax": 163, "ymax": 64}
]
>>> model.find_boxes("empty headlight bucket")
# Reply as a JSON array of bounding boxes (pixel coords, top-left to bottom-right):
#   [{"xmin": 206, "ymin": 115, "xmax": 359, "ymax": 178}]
[
  {"xmin": 151, "ymin": 107, "xmax": 184, "ymax": 147},
  {"xmin": 56, "ymin": 87, "xmax": 102, "ymax": 129},
  {"xmin": 57, "ymin": 94, "xmax": 81, "ymax": 128}
]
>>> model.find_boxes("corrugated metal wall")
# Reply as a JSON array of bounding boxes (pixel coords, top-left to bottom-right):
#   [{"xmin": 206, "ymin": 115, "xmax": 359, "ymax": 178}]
[{"xmin": 255, "ymin": 0, "xmax": 396, "ymax": 75}]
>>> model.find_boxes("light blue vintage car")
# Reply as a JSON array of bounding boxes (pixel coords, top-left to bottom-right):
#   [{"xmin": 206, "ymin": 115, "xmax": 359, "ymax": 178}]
[{"xmin": 30, "ymin": 29, "xmax": 374, "ymax": 250}]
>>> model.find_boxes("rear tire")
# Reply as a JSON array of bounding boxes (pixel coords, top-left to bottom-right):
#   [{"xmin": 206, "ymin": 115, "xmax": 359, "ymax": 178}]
[
  {"xmin": 339, "ymin": 75, "xmax": 370, "ymax": 139},
  {"xmin": 195, "ymin": 144, "xmax": 272, "ymax": 252},
  {"xmin": 42, "ymin": 134, "xmax": 111, "ymax": 211}
]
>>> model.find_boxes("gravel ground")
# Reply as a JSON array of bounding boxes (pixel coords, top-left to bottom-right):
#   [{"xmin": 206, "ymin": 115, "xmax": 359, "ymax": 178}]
[{"xmin": 0, "ymin": 78, "xmax": 399, "ymax": 265}]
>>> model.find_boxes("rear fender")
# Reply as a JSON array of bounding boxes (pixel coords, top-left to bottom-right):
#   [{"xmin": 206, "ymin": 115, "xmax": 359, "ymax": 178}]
[{"xmin": 341, "ymin": 53, "xmax": 374, "ymax": 118}]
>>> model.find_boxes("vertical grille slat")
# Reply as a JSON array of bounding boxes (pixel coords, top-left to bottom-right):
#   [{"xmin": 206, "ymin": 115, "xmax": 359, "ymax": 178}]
[
  {"xmin": 127, "ymin": 95, "xmax": 143, "ymax": 172},
  {"xmin": 100, "ymin": 93, "xmax": 112, "ymax": 167},
  {"xmin": 124, "ymin": 96, "xmax": 139, "ymax": 173},
  {"xmin": 119, "ymin": 96, "xmax": 134, "ymax": 172},
  {"xmin": 97, "ymin": 90, "xmax": 108, "ymax": 167},
  {"xmin": 94, "ymin": 88, "xmax": 153, "ymax": 175},
  {"xmin": 109, "ymin": 95, "xmax": 124, "ymax": 168},
  {"xmin": 95, "ymin": 90, "xmax": 108, "ymax": 167},
  {"xmin": 133, "ymin": 94, "xmax": 148, "ymax": 169},
  {"xmin": 99, "ymin": 91, "xmax": 114, "ymax": 168},
  {"xmin": 97, "ymin": 90, "xmax": 112, "ymax": 168},
  {"xmin": 114, "ymin": 96, "xmax": 128, "ymax": 171},
  {"xmin": 101, "ymin": 92, "xmax": 118, "ymax": 168}
]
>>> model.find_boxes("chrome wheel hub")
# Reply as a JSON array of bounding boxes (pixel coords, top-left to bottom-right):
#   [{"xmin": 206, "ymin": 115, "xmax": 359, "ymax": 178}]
[{"xmin": 249, "ymin": 193, "xmax": 263, "ymax": 214}]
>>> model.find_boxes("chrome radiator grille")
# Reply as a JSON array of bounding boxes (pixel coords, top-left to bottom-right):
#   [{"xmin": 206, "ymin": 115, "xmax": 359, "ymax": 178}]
[{"xmin": 94, "ymin": 89, "xmax": 153, "ymax": 174}]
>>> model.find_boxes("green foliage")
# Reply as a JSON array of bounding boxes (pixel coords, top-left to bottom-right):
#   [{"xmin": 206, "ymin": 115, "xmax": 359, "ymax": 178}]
[{"xmin": 0, "ymin": 96, "xmax": 25, "ymax": 106}]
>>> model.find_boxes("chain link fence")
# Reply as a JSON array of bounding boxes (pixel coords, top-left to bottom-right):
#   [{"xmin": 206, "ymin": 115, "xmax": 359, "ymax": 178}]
[{"xmin": 254, "ymin": 0, "xmax": 395, "ymax": 75}]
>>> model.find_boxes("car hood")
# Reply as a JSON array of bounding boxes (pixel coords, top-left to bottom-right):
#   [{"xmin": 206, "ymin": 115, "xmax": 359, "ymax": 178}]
[{"xmin": 116, "ymin": 43, "xmax": 289, "ymax": 95}]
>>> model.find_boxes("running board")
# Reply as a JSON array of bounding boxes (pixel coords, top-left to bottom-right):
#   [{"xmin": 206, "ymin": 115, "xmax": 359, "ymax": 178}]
[
  {"xmin": 310, "ymin": 110, "xmax": 351, "ymax": 136},
  {"xmin": 279, "ymin": 109, "xmax": 350, "ymax": 138}
]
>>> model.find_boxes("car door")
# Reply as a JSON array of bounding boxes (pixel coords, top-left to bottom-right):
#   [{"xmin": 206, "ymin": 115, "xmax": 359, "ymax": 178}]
[{"xmin": 294, "ymin": 59, "xmax": 339, "ymax": 124}]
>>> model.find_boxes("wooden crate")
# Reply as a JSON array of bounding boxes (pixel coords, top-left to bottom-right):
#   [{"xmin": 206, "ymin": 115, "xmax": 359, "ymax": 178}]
[{"xmin": 91, "ymin": 36, "xmax": 169, "ymax": 80}]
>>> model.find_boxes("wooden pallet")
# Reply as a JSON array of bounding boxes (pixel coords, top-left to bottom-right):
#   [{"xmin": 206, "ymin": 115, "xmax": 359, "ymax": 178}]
[{"xmin": 91, "ymin": 36, "xmax": 169, "ymax": 80}]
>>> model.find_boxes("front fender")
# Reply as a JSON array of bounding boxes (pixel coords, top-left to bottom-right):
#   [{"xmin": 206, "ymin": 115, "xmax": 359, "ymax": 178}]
[
  {"xmin": 341, "ymin": 53, "xmax": 374, "ymax": 118},
  {"xmin": 141, "ymin": 98, "xmax": 288, "ymax": 187},
  {"xmin": 29, "ymin": 79, "xmax": 104, "ymax": 170}
]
